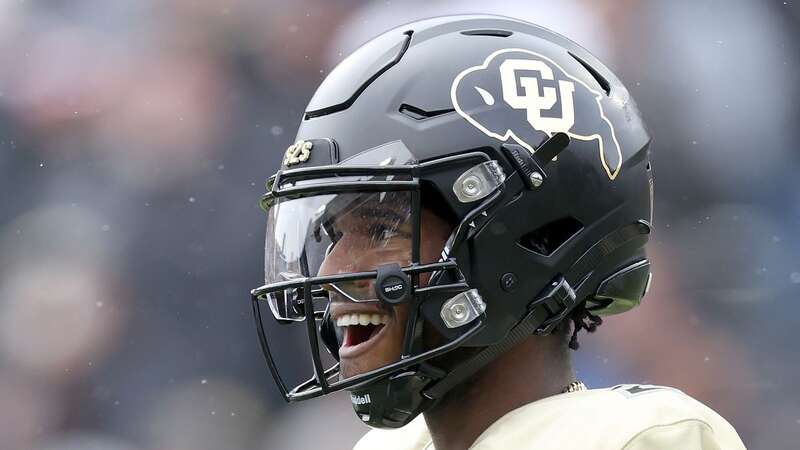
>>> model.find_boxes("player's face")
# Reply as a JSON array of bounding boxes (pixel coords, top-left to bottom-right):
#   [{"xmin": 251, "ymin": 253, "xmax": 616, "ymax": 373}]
[{"xmin": 320, "ymin": 206, "xmax": 452, "ymax": 379}]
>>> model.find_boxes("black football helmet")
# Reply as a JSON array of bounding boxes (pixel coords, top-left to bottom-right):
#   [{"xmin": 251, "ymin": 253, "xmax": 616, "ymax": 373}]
[{"xmin": 251, "ymin": 14, "xmax": 653, "ymax": 428}]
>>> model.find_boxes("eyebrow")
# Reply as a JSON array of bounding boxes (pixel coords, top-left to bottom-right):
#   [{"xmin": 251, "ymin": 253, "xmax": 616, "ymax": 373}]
[{"xmin": 352, "ymin": 206, "xmax": 409, "ymax": 224}]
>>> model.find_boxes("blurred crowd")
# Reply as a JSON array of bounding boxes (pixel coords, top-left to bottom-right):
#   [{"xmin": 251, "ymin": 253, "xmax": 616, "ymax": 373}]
[{"xmin": 0, "ymin": 1, "xmax": 797, "ymax": 449}]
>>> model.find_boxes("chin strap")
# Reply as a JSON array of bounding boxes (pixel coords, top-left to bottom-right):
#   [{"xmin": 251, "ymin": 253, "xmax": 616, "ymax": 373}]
[{"xmin": 350, "ymin": 364, "xmax": 443, "ymax": 428}]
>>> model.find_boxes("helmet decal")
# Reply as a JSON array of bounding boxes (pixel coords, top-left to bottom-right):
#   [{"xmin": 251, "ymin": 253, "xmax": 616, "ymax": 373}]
[
  {"xmin": 451, "ymin": 48, "xmax": 623, "ymax": 180},
  {"xmin": 283, "ymin": 140, "xmax": 313, "ymax": 166}
]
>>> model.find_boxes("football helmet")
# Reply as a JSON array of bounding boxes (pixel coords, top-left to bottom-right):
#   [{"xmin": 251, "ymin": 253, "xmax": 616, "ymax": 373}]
[{"xmin": 251, "ymin": 14, "xmax": 653, "ymax": 428}]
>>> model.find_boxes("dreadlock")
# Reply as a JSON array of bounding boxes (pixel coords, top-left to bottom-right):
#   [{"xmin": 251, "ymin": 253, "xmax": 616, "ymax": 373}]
[{"xmin": 567, "ymin": 302, "xmax": 604, "ymax": 350}]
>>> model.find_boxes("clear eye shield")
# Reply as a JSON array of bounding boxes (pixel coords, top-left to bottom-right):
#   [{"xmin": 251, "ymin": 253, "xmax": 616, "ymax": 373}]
[{"xmin": 262, "ymin": 189, "xmax": 418, "ymax": 325}]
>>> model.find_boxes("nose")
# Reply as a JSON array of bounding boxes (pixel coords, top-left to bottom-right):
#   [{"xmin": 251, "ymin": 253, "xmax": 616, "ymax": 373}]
[
  {"xmin": 317, "ymin": 235, "xmax": 372, "ymax": 282},
  {"xmin": 318, "ymin": 236, "xmax": 377, "ymax": 301}
]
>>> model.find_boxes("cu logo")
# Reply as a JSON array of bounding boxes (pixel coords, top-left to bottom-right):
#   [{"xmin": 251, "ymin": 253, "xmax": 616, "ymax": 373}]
[
  {"xmin": 499, "ymin": 59, "xmax": 576, "ymax": 135},
  {"xmin": 451, "ymin": 48, "xmax": 623, "ymax": 180}
]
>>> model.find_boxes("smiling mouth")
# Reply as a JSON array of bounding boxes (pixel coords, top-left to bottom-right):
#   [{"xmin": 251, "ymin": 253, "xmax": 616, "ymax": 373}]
[{"xmin": 336, "ymin": 312, "xmax": 391, "ymax": 358}]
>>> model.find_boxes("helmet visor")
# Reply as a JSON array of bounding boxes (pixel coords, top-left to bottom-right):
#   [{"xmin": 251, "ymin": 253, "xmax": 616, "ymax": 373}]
[{"xmin": 264, "ymin": 190, "xmax": 413, "ymax": 321}]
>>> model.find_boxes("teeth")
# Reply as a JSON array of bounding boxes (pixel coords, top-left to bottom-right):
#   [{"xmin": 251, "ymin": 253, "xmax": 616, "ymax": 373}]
[{"xmin": 336, "ymin": 313, "xmax": 389, "ymax": 327}]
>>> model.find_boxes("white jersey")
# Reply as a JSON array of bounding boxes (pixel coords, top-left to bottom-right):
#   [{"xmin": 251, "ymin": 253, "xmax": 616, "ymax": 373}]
[{"xmin": 353, "ymin": 385, "xmax": 746, "ymax": 450}]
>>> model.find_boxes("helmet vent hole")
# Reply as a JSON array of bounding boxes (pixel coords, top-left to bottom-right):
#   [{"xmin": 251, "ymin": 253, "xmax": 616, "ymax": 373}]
[
  {"xmin": 519, "ymin": 217, "xmax": 584, "ymax": 256},
  {"xmin": 568, "ymin": 52, "xmax": 610, "ymax": 96},
  {"xmin": 460, "ymin": 29, "xmax": 513, "ymax": 38}
]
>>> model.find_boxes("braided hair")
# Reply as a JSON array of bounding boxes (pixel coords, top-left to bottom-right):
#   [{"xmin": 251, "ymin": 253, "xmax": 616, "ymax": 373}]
[{"xmin": 566, "ymin": 302, "xmax": 604, "ymax": 350}]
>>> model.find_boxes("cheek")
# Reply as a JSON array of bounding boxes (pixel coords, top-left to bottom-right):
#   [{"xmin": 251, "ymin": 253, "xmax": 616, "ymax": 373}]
[
  {"xmin": 393, "ymin": 303, "xmax": 410, "ymax": 326},
  {"xmin": 383, "ymin": 303, "xmax": 409, "ymax": 352}
]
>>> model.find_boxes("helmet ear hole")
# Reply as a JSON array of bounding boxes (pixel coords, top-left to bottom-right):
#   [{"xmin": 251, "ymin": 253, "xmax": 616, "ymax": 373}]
[{"xmin": 519, "ymin": 217, "xmax": 584, "ymax": 256}]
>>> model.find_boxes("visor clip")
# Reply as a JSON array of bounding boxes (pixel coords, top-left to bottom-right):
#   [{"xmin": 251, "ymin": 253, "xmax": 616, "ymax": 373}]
[
  {"xmin": 532, "ymin": 276, "xmax": 578, "ymax": 335},
  {"xmin": 501, "ymin": 133, "xmax": 570, "ymax": 191},
  {"xmin": 375, "ymin": 263, "xmax": 412, "ymax": 305}
]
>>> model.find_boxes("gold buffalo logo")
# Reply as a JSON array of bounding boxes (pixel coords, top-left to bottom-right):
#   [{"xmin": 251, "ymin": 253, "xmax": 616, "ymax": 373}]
[{"xmin": 451, "ymin": 48, "xmax": 623, "ymax": 180}]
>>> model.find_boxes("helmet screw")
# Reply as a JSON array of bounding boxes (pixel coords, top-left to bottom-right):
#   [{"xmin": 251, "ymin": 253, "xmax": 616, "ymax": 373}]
[
  {"xmin": 449, "ymin": 303, "xmax": 468, "ymax": 322},
  {"xmin": 500, "ymin": 272, "xmax": 518, "ymax": 292},
  {"xmin": 529, "ymin": 171, "xmax": 544, "ymax": 187},
  {"xmin": 461, "ymin": 175, "xmax": 482, "ymax": 198}
]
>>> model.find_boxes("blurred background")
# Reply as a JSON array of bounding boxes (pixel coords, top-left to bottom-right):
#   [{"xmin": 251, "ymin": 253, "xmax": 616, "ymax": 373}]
[{"xmin": 0, "ymin": 1, "xmax": 797, "ymax": 449}]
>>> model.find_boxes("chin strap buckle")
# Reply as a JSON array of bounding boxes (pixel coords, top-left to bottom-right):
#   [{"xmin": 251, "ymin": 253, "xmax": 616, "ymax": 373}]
[{"xmin": 533, "ymin": 276, "xmax": 577, "ymax": 335}]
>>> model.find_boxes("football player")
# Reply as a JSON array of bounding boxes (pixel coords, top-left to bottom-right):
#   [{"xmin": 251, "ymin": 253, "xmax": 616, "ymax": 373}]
[{"xmin": 250, "ymin": 14, "xmax": 746, "ymax": 450}]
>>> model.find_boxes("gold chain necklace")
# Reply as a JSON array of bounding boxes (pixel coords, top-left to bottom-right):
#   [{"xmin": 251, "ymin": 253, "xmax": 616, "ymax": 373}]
[{"xmin": 562, "ymin": 380, "xmax": 587, "ymax": 393}]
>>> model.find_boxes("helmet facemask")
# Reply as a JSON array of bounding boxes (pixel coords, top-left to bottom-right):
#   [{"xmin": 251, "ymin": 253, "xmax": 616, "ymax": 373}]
[{"xmin": 251, "ymin": 143, "xmax": 505, "ymax": 426}]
